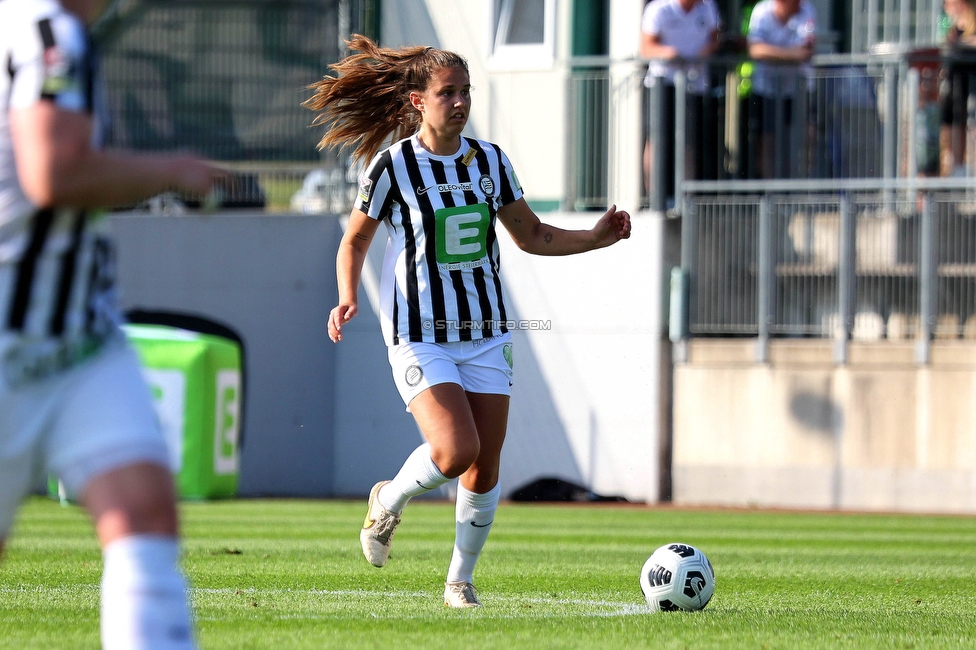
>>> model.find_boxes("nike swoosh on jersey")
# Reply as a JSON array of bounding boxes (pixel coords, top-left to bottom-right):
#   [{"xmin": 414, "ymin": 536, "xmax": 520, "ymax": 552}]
[{"xmin": 416, "ymin": 185, "xmax": 436, "ymax": 195}]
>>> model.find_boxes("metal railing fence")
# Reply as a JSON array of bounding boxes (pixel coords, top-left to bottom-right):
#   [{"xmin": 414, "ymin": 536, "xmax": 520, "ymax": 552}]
[
  {"xmin": 672, "ymin": 181, "xmax": 976, "ymax": 362},
  {"xmin": 568, "ymin": 50, "xmax": 976, "ymax": 216}
]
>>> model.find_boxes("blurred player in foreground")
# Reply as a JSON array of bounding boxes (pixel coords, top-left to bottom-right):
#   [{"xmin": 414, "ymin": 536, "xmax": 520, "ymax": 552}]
[
  {"xmin": 1, "ymin": 0, "xmax": 220, "ymax": 647},
  {"xmin": 306, "ymin": 35, "xmax": 631, "ymax": 608}
]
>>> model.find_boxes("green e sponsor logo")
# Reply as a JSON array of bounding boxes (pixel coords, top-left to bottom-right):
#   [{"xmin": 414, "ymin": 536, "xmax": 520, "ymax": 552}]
[
  {"xmin": 213, "ymin": 370, "xmax": 240, "ymax": 475},
  {"xmin": 435, "ymin": 204, "xmax": 490, "ymax": 267}
]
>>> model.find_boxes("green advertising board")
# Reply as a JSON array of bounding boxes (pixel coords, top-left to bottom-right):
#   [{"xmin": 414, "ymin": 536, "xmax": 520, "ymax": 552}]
[{"xmin": 123, "ymin": 324, "xmax": 242, "ymax": 500}]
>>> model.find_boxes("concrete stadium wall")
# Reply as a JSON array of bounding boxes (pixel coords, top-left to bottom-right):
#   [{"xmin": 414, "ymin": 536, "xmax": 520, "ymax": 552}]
[
  {"xmin": 673, "ymin": 339, "xmax": 976, "ymax": 514},
  {"xmin": 112, "ymin": 212, "xmax": 341, "ymax": 497},
  {"xmin": 111, "ymin": 211, "xmax": 667, "ymax": 503}
]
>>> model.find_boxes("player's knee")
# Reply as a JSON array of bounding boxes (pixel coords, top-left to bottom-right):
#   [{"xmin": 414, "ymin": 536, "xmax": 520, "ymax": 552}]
[{"xmin": 434, "ymin": 441, "xmax": 480, "ymax": 478}]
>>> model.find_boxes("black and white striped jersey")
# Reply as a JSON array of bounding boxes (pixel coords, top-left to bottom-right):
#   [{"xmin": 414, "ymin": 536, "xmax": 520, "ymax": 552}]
[
  {"xmin": 0, "ymin": 0, "xmax": 118, "ymax": 353},
  {"xmin": 355, "ymin": 134, "xmax": 524, "ymax": 345}
]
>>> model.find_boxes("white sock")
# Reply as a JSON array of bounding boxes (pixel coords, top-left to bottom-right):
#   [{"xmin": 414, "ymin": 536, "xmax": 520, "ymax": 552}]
[
  {"xmin": 447, "ymin": 483, "xmax": 501, "ymax": 584},
  {"xmin": 378, "ymin": 443, "xmax": 451, "ymax": 514},
  {"xmin": 101, "ymin": 534, "xmax": 195, "ymax": 650}
]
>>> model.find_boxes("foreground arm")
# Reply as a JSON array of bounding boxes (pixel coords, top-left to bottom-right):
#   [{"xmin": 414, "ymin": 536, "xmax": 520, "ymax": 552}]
[
  {"xmin": 640, "ymin": 32, "xmax": 679, "ymax": 60},
  {"xmin": 329, "ymin": 209, "xmax": 381, "ymax": 342},
  {"xmin": 748, "ymin": 40, "xmax": 813, "ymax": 62},
  {"xmin": 11, "ymin": 102, "xmax": 219, "ymax": 208},
  {"xmin": 496, "ymin": 199, "xmax": 631, "ymax": 256}
]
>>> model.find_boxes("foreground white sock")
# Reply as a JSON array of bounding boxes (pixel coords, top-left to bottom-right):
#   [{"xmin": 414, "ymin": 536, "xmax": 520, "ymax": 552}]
[
  {"xmin": 447, "ymin": 483, "xmax": 501, "ymax": 584},
  {"xmin": 379, "ymin": 443, "xmax": 451, "ymax": 514},
  {"xmin": 101, "ymin": 534, "xmax": 195, "ymax": 650}
]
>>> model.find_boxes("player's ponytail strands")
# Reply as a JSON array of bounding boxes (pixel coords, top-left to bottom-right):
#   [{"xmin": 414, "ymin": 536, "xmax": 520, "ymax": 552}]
[{"xmin": 303, "ymin": 34, "xmax": 469, "ymax": 165}]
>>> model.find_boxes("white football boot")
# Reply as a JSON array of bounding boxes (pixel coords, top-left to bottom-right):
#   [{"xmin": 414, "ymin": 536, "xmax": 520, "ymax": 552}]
[
  {"xmin": 444, "ymin": 581, "xmax": 482, "ymax": 608},
  {"xmin": 360, "ymin": 481, "xmax": 401, "ymax": 567}
]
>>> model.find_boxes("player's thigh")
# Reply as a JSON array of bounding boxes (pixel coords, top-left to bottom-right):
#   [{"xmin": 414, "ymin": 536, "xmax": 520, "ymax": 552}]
[
  {"xmin": 408, "ymin": 382, "xmax": 480, "ymax": 476},
  {"xmin": 466, "ymin": 392, "xmax": 510, "ymax": 458},
  {"xmin": 80, "ymin": 461, "xmax": 178, "ymax": 546},
  {"xmin": 456, "ymin": 333, "xmax": 512, "ymax": 456},
  {"xmin": 44, "ymin": 340, "xmax": 174, "ymax": 544},
  {"xmin": 459, "ymin": 392, "xmax": 510, "ymax": 492}
]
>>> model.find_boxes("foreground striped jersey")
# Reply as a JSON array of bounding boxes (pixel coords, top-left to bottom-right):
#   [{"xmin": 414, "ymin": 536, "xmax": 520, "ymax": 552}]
[
  {"xmin": 355, "ymin": 135, "xmax": 524, "ymax": 345},
  {"xmin": 1, "ymin": 0, "xmax": 118, "ymax": 382}
]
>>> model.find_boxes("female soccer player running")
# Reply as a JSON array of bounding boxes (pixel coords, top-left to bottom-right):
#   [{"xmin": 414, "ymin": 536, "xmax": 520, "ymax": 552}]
[
  {"xmin": 305, "ymin": 35, "xmax": 631, "ymax": 608},
  {"xmin": 1, "ymin": 0, "xmax": 220, "ymax": 647}
]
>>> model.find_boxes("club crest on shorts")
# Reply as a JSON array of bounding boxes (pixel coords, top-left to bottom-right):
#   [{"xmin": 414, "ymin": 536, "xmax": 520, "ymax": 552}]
[
  {"xmin": 479, "ymin": 174, "xmax": 495, "ymax": 198},
  {"xmin": 502, "ymin": 343, "xmax": 513, "ymax": 369},
  {"xmin": 405, "ymin": 364, "xmax": 423, "ymax": 387}
]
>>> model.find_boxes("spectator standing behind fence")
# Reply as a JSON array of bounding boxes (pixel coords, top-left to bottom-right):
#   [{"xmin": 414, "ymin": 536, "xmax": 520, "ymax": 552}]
[
  {"xmin": 744, "ymin": 0, "xmax": 816, "ymax": 178},
  {"xmin": 1, "ymin": 0, "xmax": 221, "ymax": 648},
  {"xmin": 640, "ymin": 0, "xmax": 721, "ymax": 210},
  {"xmin": 940, "ymin": 0, "xmax": 976, "ymax": 176}
]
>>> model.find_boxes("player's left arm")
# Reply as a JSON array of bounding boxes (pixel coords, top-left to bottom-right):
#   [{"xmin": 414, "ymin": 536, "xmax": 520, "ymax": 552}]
[
  {"xmin": 10, "ymin": 102, "xmax": 218, "ymax": 208},
  {"xmin": 496, "ymin": 198, "xmax": 631, "ymax": 256}
]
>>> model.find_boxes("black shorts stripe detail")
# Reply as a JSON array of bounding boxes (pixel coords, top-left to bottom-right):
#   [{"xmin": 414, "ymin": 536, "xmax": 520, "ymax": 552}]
[
  {"xmin": 49, "ymin": 210, "xmax": 87, "ymax": 336},
  {"xmin": 401, "ymin": 143, "xmax": 448, "ymax": 343},
  {"xmin": 7, "ymin": 209, "xmax": 55, "ymax": 331}
]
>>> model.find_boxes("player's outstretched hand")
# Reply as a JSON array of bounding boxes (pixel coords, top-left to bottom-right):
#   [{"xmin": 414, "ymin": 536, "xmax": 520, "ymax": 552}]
[
  {"xmin": 166, "ymin": 153, "xmax": 227, "ymax": 200},
  {"xmin": 329, "ymin": 303, "xmax": 358, "ymax": 343},
  {"xmin": 592, "ymin": 204, "xmax": 632, "ymax": 249}
]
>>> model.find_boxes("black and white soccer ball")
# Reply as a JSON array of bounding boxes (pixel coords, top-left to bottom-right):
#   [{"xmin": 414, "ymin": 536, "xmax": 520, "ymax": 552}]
[{"xmin": 640, "ymin": 542, "xmax": 715, "ymax": 612}]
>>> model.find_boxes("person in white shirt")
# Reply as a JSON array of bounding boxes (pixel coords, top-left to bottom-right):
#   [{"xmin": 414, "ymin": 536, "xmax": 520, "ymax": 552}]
[
  {"xmin": 640, "ymin": 0, "xmax": 722, "ymax": 209},
  {"xmin": 743, "ymin": 0, "xmax": 817, "ymax": 178}
]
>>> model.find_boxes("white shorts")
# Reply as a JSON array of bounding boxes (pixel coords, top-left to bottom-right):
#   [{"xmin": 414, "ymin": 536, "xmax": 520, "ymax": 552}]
[
  {"xmin": 0, "ymin": 334, "xmax": 169, "ymax": 539},
  {"xmin": 388, "ymin": 333, "xmax": 514, "ymax": 408}
]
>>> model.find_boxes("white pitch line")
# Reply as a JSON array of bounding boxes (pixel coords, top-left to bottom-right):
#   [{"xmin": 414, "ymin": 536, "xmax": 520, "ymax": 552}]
[{"xmin": 192, "ymin": 587, "xmax": 651, "ymax": 617}]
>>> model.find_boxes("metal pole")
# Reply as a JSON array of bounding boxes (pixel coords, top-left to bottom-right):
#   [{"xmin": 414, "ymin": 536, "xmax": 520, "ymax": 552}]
[
  {"xmin": 674, "ymin": 69, "xmax": 687, "ymax": 215},
  {"xmin": 835, "ymin": 194, "xmax": 855, "ymax": 364},
  {"xmin": 917, "ymin": 193, "xmax": 936, "ymax": 365},
  {"xmin": 906, "ymin": 67, "xmax": 920, "ymax": 193},
  {"xmin": 883, "ymin": 63, "xmax": 898, "ymax": 207},
  {"xmin": 756, "ymin": 195, "xmax": 772, "ymax": 363},
  {"xmin": 673, "ymin": 201, "xmax": 698, "ymax": 363},
  {"xmin": 650, "ymin": 81, "xmax": 666, "ymax": 212}
]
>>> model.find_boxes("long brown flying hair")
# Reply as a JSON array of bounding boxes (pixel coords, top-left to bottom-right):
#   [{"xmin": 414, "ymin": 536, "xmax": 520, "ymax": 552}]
[{"xmin": 304, "ymin": 34, "xmax": 469, "ymax": 164}]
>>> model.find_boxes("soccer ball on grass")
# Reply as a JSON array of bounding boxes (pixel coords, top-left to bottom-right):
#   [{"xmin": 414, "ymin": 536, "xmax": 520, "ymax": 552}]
[{"xmin": 639, "ymin": 542, "xmax": 715, "ymax": 612}]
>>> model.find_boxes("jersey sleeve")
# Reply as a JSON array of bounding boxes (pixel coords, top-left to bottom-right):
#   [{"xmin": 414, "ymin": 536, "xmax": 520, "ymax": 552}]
[
  {"xmin": 747, "ymin": 4, "xmax": 770, "ymax": 44},
  {"xmin": 353, "ymin": 151, "xmax": 393, "ymax": 220},
  {"xmin": 497, "ymin": 148, "xmax": 524, "ymax": 207},
  {"xmin": 8, "ymin": 10, "xmax": 92, "ymax": 113},
  {"xmin": 641, "ymin": 1, "xmax": 663, "ymax": 37}
]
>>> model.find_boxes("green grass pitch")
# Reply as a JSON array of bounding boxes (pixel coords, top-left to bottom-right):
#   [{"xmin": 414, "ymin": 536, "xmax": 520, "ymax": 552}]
[{"xmin": 2, "ymin": 496, "xmax": 976, "ymax": 649}]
